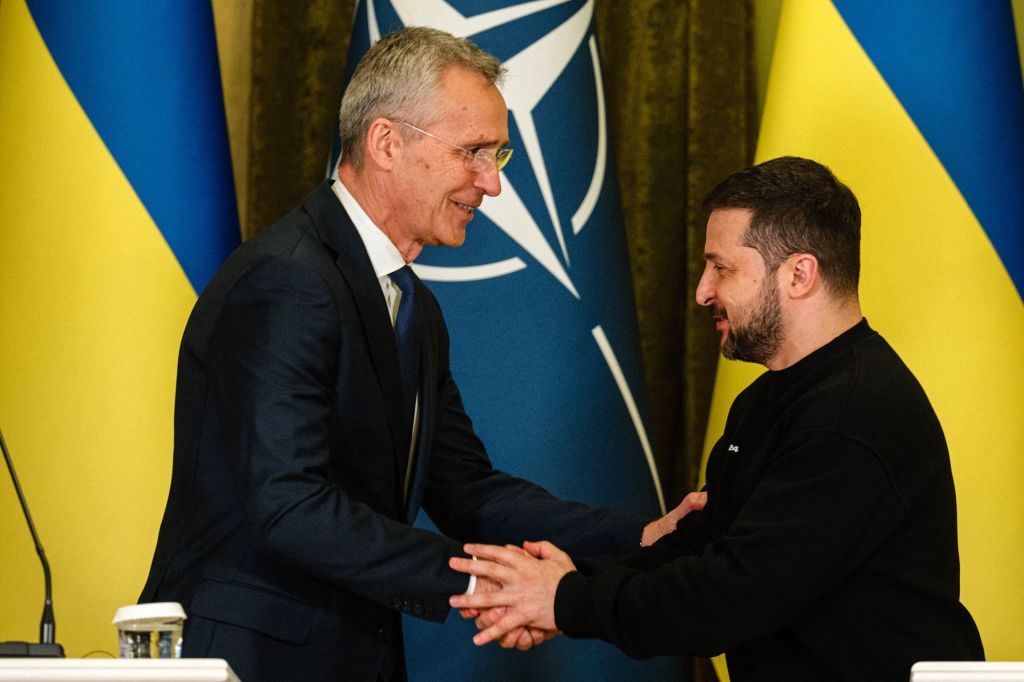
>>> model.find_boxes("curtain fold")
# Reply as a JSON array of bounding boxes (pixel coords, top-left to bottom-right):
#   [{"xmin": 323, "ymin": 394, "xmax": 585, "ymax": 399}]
[
  {"xmin": 593, "ymin": 1, "xmax": 755, "ymax": 508},
  {"xmin": 246, "ymin": 0, "xmax": 354, "ymax": 238}
]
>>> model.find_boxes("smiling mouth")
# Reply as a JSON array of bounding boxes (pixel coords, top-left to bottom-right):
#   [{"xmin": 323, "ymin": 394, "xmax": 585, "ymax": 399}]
[
  {"xmin": 454, "ymin": 202, "xmax": 475, "ymax": 215},
  {"xmin": 711, "ymin": 308, "xmax": 729, "ymax": 332}
]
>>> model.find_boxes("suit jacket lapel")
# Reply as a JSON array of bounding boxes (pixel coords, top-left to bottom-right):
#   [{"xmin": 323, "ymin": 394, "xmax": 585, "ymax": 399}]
[{"xmin": 302, "ymin": 182, "xmax": 410, "ymax": 493}]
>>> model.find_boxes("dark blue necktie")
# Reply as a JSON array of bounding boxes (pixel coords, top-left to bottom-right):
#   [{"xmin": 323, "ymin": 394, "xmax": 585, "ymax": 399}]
[{"xmin": 389, "ymin": 266, "xmax": 419, "ymax": 435}]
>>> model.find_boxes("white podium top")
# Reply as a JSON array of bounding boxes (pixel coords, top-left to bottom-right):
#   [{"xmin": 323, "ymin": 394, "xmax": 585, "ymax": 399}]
[
  {"xmin": 910, "ymin": 662, "xmax": 1024, "ymax": 681},
  {"xmin": 0, "ymin": 659, "xmax": 240, "ymax": 681}
]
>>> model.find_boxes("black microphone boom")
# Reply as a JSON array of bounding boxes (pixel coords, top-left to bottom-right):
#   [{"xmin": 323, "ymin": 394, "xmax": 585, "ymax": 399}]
[{"xmin": 0, "ymin": 429, "xmax": 64, "ymax": 658}]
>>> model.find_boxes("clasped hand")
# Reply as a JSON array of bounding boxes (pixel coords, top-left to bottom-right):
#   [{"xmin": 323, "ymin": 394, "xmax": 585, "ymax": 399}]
[
  {"xmin": 449, "ymin": 540, "xmax": 571, "ymax": 650},
  {"xmin": 448, "ymin": 491, "xmax": 707, "ymax": 651}
]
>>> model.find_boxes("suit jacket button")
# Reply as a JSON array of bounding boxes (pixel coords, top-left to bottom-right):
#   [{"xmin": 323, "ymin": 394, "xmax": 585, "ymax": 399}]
[{"xmin": 377, "ymin": 626, "xmax": 390, "ymax": 641}]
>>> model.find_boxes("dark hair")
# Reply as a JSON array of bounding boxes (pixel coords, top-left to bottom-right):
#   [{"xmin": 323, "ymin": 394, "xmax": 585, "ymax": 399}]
[{"xmin": 702, "ymin": 156, "xmax": 861, "ymax": 298}]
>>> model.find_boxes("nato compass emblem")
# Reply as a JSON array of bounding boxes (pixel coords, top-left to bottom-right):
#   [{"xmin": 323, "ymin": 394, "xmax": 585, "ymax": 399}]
[
  {"xmin": 340, "ymin": 2, "xmax": 686, "ymax": 677},
  {"xmin": 338, "ymin": 0, "xmax": 664, "ymax": 515}
]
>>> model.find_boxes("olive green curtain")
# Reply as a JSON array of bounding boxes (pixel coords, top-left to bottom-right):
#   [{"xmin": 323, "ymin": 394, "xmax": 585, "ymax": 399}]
[
  {"xmin": 244, "ymin": 0, "xmax": 355, "ymax": 234},
  {"xmin": 592, "ymin": 1, "xmax": 756, "ymax": 508},
  {"xmin": 228, "ymin": 2, "xmax": 756, "ymax": 678}
]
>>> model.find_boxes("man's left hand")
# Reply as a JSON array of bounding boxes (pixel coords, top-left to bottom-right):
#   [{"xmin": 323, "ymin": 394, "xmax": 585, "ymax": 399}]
[
  {"xmin": 641, "ymin": 490, "xmax": 707, "ymax": 547},
  {"xmin": 455, "ymin": 549, "xmax": 550, "ymax": 650},
  {"xmin": 449, "ymin": 541, "xmax": 573, "ymax": 645}
]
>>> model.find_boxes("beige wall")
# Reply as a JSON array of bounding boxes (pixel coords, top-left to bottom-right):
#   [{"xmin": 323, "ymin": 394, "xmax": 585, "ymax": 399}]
[{"xmin": 211, "ymin": 0, "xmax": 253, "ymax": 234}]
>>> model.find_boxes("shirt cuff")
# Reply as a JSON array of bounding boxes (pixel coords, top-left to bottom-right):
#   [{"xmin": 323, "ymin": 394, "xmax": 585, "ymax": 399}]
[{"xmin": 466, "ymin": 556, "xmax": 478, "ymax": 594}]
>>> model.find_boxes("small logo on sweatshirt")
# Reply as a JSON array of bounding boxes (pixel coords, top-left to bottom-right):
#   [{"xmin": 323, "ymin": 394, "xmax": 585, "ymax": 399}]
[{"xmin": 728, "ymin": 444, "xmax": 740, "ymax": 453}]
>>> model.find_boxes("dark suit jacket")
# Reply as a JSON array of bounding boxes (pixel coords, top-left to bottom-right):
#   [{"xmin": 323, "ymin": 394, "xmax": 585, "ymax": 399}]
[{"xmin": 140, "ymin": 182, "xmax": 642, "ymax": 682}]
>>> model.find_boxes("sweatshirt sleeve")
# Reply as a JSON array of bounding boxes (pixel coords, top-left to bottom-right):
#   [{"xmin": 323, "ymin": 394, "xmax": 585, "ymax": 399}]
[{"xmin": 553, "ymin": 431, "xmax": 903, "ymax": 658}]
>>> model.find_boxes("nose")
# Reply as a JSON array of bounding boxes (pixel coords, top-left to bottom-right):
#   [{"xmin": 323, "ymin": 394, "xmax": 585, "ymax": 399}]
[
  {"xmin": 474, "ymin": 162, "xmax": 502, "ymax": 197},
  {"xmin": 695, "ymin": 262, "xmax": 715, "ymax": 307}
]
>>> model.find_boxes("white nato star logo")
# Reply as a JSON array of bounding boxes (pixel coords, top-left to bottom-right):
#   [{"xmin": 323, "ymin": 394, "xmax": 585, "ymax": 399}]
[
  {"xmin": 367, "ymin": 0, "xmax": 609, "ymax": 300},
  {"xmin": 355, "ymin": 0, "xmax": 664, "ymax": 510}
]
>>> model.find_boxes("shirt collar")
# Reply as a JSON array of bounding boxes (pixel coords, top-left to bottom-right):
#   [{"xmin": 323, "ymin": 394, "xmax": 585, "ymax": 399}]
[{"xmin": 331, "ymin": 179, "xmax": 406, "ymax": 278}]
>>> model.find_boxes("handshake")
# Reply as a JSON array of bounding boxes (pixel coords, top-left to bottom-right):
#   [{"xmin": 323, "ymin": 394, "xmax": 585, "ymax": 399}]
[{"xmin": 447, "ymin": 491, "xmax": 707, "ymax": 651}]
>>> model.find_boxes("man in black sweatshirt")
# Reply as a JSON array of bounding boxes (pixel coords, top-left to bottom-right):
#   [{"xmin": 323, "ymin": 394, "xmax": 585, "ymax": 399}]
[{"xmin": 449, "ymin": 157, "xmax": 984, "ymax": 681}]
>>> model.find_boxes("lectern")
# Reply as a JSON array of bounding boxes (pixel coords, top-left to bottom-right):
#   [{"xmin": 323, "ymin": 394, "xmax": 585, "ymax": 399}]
[{"xmin": 0, "ymin": 658, "xmax": 241, "ymax": 681}]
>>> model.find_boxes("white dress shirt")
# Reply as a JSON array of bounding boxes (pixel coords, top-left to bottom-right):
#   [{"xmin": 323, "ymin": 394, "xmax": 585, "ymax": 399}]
[
  {"xmin": 330, "ymin": 180, "xmax": 474, "ymax": 594},
  {"xmin": 331, "ymin": 180, "xmax": 419, "ymax": 499}
]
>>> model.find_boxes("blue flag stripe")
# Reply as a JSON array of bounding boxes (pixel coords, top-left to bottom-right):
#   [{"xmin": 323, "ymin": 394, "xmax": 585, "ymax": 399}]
[
  {"xmin": 26, "ymin": 0, "xmax": 239, "ymax": 293},
  {"xmin": 833, "ymin": 0, "xmax": 1024, "ymax": 297}
]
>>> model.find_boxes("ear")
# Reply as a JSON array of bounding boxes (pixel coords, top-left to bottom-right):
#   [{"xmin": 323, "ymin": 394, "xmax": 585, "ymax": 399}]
[
  {"xmin": 364, "ymin": 118, "xmax": 399, "ymax": 170},
  {"xmin": 785, "ymin": 253, "xmax": 820, "ymax": 299}
]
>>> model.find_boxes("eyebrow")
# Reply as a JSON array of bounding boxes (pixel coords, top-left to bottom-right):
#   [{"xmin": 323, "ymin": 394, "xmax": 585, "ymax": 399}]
[
  {"xmin": 459, "ymin": 129, "xmax": 508, "ymax": 147},
  {"xmin": 467, "ymin": 137, "xmax": 508, "ymax": 149}
]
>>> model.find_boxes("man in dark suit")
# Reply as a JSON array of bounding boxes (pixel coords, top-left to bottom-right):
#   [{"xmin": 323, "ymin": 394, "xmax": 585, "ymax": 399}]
[{"xmin": 140, "ymin": 27, "xmax": 695, "ymax": 682}]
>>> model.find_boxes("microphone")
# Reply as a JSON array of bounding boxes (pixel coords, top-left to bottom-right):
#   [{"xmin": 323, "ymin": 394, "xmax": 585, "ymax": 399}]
[{"xmin": 0, "ymin": 429, "xmax": 64, "ymax": 658}]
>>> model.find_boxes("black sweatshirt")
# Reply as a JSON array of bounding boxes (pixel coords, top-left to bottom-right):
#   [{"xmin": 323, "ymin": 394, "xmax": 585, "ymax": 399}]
[{"xmin": 556, "ymin": 319, "xmax": 983, "ymax": 681}]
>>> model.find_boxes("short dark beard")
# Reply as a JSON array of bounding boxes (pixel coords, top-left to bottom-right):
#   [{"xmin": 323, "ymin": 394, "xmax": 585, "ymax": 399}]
[{"xmin": 721, "ymin": 275, "xmax": 784, "ymax": 365}]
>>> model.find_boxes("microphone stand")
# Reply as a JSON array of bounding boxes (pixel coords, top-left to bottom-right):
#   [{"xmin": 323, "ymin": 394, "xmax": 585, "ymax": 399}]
[{"xmin": 0, "ymin": 429, "xmax": 64, "ymax": 657}]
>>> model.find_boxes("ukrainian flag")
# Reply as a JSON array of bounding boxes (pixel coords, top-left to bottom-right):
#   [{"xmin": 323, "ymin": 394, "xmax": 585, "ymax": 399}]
[
  {"xmin": 0, "ymin": 0, "xmax": 237, "ymax": 656},
  {"xmin": 704, "ymin": 0, "xmax": 1024, "ymax": 671}
]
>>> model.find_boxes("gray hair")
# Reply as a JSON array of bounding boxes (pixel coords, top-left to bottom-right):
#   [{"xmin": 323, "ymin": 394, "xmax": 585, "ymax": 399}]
[{"xmin": 339, "ymin": 26, "xmax": 506, "ymax": 169}]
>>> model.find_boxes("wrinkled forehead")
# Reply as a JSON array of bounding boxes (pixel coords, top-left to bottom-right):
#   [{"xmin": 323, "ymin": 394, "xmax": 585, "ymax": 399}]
[{"xmin": 432, "ymin": 66, "xmax": 507, "ymax": 115}]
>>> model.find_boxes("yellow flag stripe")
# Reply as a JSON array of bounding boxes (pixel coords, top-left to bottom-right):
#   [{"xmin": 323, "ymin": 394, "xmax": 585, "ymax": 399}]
[{"xmin": 0, "ymin": 0, "xmax": 195, "ymax": 656}]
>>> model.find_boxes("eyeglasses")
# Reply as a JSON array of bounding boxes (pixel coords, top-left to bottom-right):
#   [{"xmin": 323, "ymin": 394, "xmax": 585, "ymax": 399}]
[{"xmin": 397, "ymin": 120, "xmax": 513, "ymax": 172}]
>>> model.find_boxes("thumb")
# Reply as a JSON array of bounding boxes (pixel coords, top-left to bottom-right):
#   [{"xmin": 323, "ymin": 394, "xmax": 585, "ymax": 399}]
[{"xmin": 523, "ymin": 540, "xmax": 560, "ymax": 560}]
